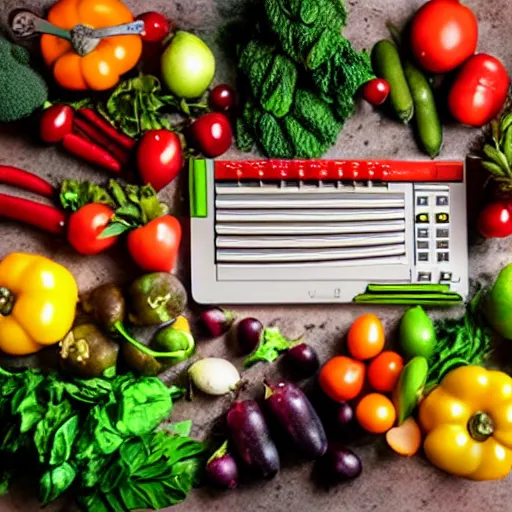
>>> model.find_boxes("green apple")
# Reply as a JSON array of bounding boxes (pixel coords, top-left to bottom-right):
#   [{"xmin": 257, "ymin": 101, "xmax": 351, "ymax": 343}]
[
  {"xmin": 398, "ymin": 305, "xmax": 436, "ymax": 359},
  {"xmin": 161, "ymin": 31, "xmax": 215, "ymax": 99},
  {"xmin": 481, "ymin": 263, "xmax": 512, "ymax": 339}
]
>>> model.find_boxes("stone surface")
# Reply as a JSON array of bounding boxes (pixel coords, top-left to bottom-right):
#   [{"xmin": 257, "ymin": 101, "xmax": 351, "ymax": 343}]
[{"xmin": 0, "ymin": 0, "xmax": 512, "ymax": 511}]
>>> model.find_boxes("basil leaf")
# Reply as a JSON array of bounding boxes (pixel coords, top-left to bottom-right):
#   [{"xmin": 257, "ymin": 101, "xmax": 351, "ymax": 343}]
[
  {"xmin": 119, "ymin": 482, "xmax": 143, "ymax": 509},
  {"xmin": 34, "ymin": 401, "xmax": 73, "ymax": 462},
  {"xmin": 243, "ymin": 326, "xmax": 298, "ymax": 367},
  {"xmin": 39, "ymin": 462, "xmax": 76, "ymax": 505},
  {"xmin": 50, "ymin": 415, "xmax": 79, "ymax": 465},
  {"xmin": 119, "ymin": 439, "xmax": 149, "ymax": 474},
  {"xmin": 116, "ymin": 379, "xmax": 172, "ymax": 436},
  {"xmin": 77, "ymin": 493, "xmax": 110, "ymax": 512},
  {"xmin": 98, "ymin": 222, "xmax": 131, "ymax": 239},
  {"xmin": 17, "ymin": 391, "xmax": 44, "ymax": 433},
  {"xmin": 92, "ymin": 406, "xmax": 125, "ymax": 454},
  {"xmin": 100, "ymin": 462, "xmax": 127, "ymax": 493},
  {"xmin": 166, "ymin": 420, "xmax": 192, "ymax": 437},
  {"xmin": 63, "ymin": 378, "xmax": 113, "ymax": 404}
]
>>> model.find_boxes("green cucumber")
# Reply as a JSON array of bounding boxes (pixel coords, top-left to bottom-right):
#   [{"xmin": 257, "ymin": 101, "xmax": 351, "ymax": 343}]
[
  {"xmin": 371, "ymin": 40, "xmax": 414, "ymax": 123},
  {"xmin": 403, "ymin": 60, "xmax": 443, "ymax": 158}
]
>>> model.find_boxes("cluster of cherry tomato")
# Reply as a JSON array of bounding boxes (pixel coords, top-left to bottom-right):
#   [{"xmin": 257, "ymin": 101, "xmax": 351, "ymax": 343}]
[{"xmin": 318, "ymin": 314, "xmax": 404, "ymax": 435}]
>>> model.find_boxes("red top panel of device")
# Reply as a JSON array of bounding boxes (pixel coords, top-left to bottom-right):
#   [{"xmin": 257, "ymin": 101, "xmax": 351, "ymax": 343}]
[{"xmin": 214, "ymin": 159, "xmax": 464, "ymax": 182}]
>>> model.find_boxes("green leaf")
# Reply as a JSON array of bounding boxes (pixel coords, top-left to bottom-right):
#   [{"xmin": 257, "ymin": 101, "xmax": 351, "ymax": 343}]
[
  {"xmin": 119, "ymin": 438, "xmax": 149, "ymax": 474},
  {"xmin": 92, "ymin": 406, "xmax": 125, "ymax": 454},
  {"xmin": 166, "ymin": 420, "xmax": 193, "ymax": 437},
  {"xmin": 244, "ymin": 326, "xmax": 300, "ymax": 367},
  {"xmin": 39, "ymin": 462, "xmax": 76, "ymax": 505},
  {"xmin": 138, "ymin": 184, "xmax": 168, "ymax": 221},
  {"xmin": 168, "ymin": 385, "xmax": 186, "ymax": 401},
  {"xmin": 109, "ymin": 180, "xmax": 128, "ymax": 207},
  {"xmin": 98, "ymin": 222, "xmax": 131, "ymax": 239},
  {"xmin": 116, "ymin": 378, "xmax": 172, "ymax": 436},
  {"xmin": 50, "ymin": 415, "xmax": 79, "ymax": 465},
  {"xmin": 115, "ymin": 203, "xmax": 142, "ymax": 219}
]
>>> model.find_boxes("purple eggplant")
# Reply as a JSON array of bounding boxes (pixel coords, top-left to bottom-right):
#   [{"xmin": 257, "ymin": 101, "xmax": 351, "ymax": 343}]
[
  {"xmin": 263, "ymin": 379, "xmax": 328, "ymax": 459},
  {"xmin": 236, "ymin": 317, "xmax": 264, "ymax": 354},
  {"xmin": 283, "ymin": 343, "xmax": 320, "ymax": 379},
  {"xmin": 199, "ymin": 307, "xmax": 236, "ymax": 338},
  {"xmin": 206, "ymin": 441, "xmax": 239, "ymax": 489},
  {"xmin": 226, "ymin": 400, "xmax": 280, "ymax": 479},
  {"xmin": 322, "ymin": 443, "xmax": 362, "ymax": 481}
]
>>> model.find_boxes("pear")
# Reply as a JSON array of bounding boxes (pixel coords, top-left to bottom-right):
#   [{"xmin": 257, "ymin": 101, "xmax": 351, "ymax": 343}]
[{"xmin": 481, "ymin": 263, "xmax": 512, "ymax": 339}]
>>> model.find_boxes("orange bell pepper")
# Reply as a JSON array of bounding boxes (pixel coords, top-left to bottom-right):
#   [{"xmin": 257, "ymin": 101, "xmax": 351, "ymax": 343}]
[{"xmin": 40, "ymin": 0, "xmax": 142, "ymax": 91}]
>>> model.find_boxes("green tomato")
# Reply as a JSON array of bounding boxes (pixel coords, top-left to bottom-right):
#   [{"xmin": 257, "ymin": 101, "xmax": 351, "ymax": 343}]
[
  {"xmin": 398, "ymin": 305, "xmax": 436, "ymax": 359},
  {"xmin": 161, "ymin": 31, "xmax": 216, "ymax": 99}
]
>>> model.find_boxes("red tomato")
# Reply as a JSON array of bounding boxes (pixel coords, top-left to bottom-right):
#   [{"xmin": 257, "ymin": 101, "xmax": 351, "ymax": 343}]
[
  {"xmin": 367, "ymin": 351, "xmax": 404, "ymax": 393},
  {"xmin": 410, "ymin": 0, "xmax": 478, "ymax": 73},
  {"xmin": 127, "ymin": 215, "xmax": 182, "ymax": 272},
  {"xmin": 318, "ymin": 356, "xmax": 366, "ymax": 402},
  {"xmin": 209, "ymin": 84, "xmax": 237, "ymax": 112},
  {"xmin": 362, "ymin": 78, "xmax": 390, "ymax": 106},
  {"xmin": 190, "ymin": 113, "xmax": 233, "ymax": 157},
  {"xmin": 347, "ymin": 314, "xmax": 385, "ymax": 360},
  {"xmin": 40, "ymin": 105, "xmax": 74, "ymax": 144},
  {"xmin": 448, "ymin": 54, "xmax": 510, "ymax": 127},
  {"xmin": 477, "ymin": 201, "xmax": 512, "ymax": 238},
  {"xmin": 67, "ymin": 203, "xmax": 117, "ymax": 255},
  {"xmin": 136, "ymin": 130, "xmax": 183, "ymax": 192},
  {"xmin": 136, "ymin": 12, "xmax": 172, "ymax": 43}
]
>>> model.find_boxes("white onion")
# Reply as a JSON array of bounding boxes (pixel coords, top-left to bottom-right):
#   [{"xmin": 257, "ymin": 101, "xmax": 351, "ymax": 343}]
[{"xmin": 188, "ymin": 357, "xmax": 241, "ymax": 396}]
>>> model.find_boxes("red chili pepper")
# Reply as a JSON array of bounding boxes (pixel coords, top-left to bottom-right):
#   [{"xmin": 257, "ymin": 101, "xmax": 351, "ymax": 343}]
[
  {"xmin": 73, "ymin": 118, "xmax": 129, "ymax": 165},
  {"xmin": 0, "ymin": 194, "xmax": 66, "ymax": 235},
  {"xmin": 77, "ymin": 108, "xmax": 136, "ymax": 151},
  {"xmin": 62, "ymin": 133, "xmax": 122, "ymax": 173},
  {"xmin": 0, "ymin": 166, "xmax": 55, "ymax": 198}
]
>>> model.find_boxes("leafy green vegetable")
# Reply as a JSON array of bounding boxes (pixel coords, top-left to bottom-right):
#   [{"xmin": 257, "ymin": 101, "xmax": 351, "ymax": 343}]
[
  {"xmin": 232, "ymin": 0, "xmax": 374, "ymax": 158},
  {"xmin": 0, "ymin": 367, "xmax": 205, "ymax": 511},
  {"xmin": 94, "ymin": 74, "xmax": 208, "ymax": 138},
  {"xmin": 244, "ymin": 327, "xmax": 301, "ymax": 367},
  {"xmin": 426, "ymin": 293, "xmax": 494, "ymax": 390}
]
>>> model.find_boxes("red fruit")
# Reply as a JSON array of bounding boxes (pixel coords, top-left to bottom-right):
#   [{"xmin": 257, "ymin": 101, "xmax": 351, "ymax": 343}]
[
  {"xmin": 410, "ymin": 0, "xmax": 478, "ymax": 73},
  {"xmin": 209, "ymin": 84, "xmax": 237, "ymax": 112},
  {"xmin": 448, "ymin": 54, "xmax": 510, "ymax": 127},
  {"xmin": 362, "ymin": 78, "xmax": 390, "ymax": 106},
  {"xmin": 127, "ymin": 215, "xmax": 182, "ymax": 272},
  {"xmin": 136, "ymin": 11, "xmax": 172, "ymax": 43},
  {"xmin": 40, "ymin": 105, "xmax": 74, "ymax": 144},
  {"xmin": 477, "ymin": 201, "xmax": 512, "ymax": 238},
  {"xmin": 190, "ymin": 113, "xmax": 232, "ymax": 158},
  {"xmin": 67, "ymin": 203, "xmax": 118, "ymax": 255},
  {"xmin": 136, "ymin": 130, "xmax": 183, "ymax": 192}
]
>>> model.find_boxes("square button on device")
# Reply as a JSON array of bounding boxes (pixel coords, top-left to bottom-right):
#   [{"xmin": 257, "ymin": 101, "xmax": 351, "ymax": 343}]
[
  {"xmin": 436, "ymin": 196, "xmax": 449, "ymax": 206},
  {"xmin": 416, "ymin": 213, "xmax": 429, "ymax": 223},
  {"xmin": 437, "ymin": 240, "xmax": 449, "ymax": 249},
  {"xmin": 436, "ymin": 213, "xmax": 449, "ymax": 223},
  {"xmin": 418, "ymin": 252, "xmax": 429, "ymax": 262},
  {"xmin": 437, "ymin": 228, "xmax": 449, "ymax": 238},
  {"xmin": 417, "ymin": 228, "xmax": 429, "ymax": 238},
  {"xmin": 417, "ymin": 241, "xmax": 429, "ymax": 249},
  {"xmin": 440, "ymin": 272, "xmax": 452, "ymax": 281},
  {"xmin": 418, "ymin": 272, "xmax": 432, "ymax": 282},
  {"xmin": 437, "ymin": 252, "xmax": 449, "ymax": 262},
  {"xmin": 417, "ymin": 196, "xmax": 429, "ymax": 206}
]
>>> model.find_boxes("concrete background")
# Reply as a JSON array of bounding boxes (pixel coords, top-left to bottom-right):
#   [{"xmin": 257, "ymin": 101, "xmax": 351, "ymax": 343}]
[{"xmin": 1, "ymin": 0, "xmax": 512, "ymax": 511}]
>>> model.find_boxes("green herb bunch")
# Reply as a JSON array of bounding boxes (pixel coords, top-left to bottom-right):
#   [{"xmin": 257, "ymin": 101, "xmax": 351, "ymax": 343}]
[
  {"xmin": 234, "ymin": 0, "xmax": 375, "ymax": 158},
  {"xmin": 0, "ymin": 366, "xmax": 206, "ymax": 511}
]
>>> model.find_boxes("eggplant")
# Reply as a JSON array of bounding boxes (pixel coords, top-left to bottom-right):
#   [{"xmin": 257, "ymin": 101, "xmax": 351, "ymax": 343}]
[
  {"xmin": 226, "ymin": 400, "xmax": 280, "ymax": 479},
  {"xmin": 263, "ymin": 379, "xmax": 327, "ymax": 459}
]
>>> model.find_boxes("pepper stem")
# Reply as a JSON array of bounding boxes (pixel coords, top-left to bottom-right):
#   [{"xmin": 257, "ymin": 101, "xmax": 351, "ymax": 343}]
[
  {"xmin": 113, "ymin": 321, "xmax": 191, "ymax": 359},
  {"xmin": 468, "ymin": 412, "xmax": 495, "ymax": 442},
  {"xmin": 0, "ymin": 287, "xmax": 14, "ymax": 316}
]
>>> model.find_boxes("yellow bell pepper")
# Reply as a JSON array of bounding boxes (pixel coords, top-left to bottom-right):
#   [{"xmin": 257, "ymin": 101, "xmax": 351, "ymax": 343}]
[
  {"xmin": 418, "ymin": 365, "xmax": 512, "ymax": 481},
  {"xmin": 0, "ymin": 253, "xmax": 78, "ymax": 355}
]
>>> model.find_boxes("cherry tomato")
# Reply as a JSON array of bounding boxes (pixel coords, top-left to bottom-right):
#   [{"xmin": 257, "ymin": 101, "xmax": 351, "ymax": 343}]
[
  {"xmin": 40, "ymin": 105, "xmax": 74, "ymax": 144},
  {"xmin": 136, "ymin": 129, "xmax": 183, "ymax": 192},
  {"xmin": 477, "ymin": 201, "xmax": 512, "ymax": 238},
  {"xmin": 361, "ymin": 78, "xmax": 390, "ymax": 106},
  {"xmin": 347, "ymin": 314, "xmax": 385, "ymax": 360},
  {"xmin": 67, "ymin": 203, "xmax": 117, "ymax": 255},
  {"xmin": 355, "ymin": 393, "xmax": 396, "ymax": 434},
  {"xmin": 448, "ymin": 54, "xmax": 510, "ymax": 127},
  {"xmin": 127, "ymin": 215, "xmax": 182, "ymax": 273},
  {"xmin": 189, "ymin": 113, "xmax": 233, "ymax": 157},
  {"xmin": 410, "ymin": 0, "xmax": 478, "ymax": 73},
  {"xmin": 209, "ymin": 84, "xmax": 237, "ymax": 112},
  {"xmin": 136, "ymin": 12, "xmax": 171, "ymax": 43},
  {"xmin": 318, "ymin": 356, "xmax": 366, "ymax": 402},
  {"xmin": 367, "ymin": 351, "xmax": 404, "ymax": 393}
]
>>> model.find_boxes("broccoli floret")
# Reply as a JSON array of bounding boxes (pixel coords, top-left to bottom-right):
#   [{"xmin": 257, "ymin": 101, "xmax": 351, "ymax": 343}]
[{"xmin": 0, "ymin": 36, "xmax": 48, "ymax": 123}]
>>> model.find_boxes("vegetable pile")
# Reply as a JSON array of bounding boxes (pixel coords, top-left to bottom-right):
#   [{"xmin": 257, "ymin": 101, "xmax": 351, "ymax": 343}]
[
  {"xmin": 233, "ymin": 0, "xmax": 375, "ymax": 158},
  {"xmin": 0, "ymin": 366, "xmax": 205, "ymax": 511}
]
